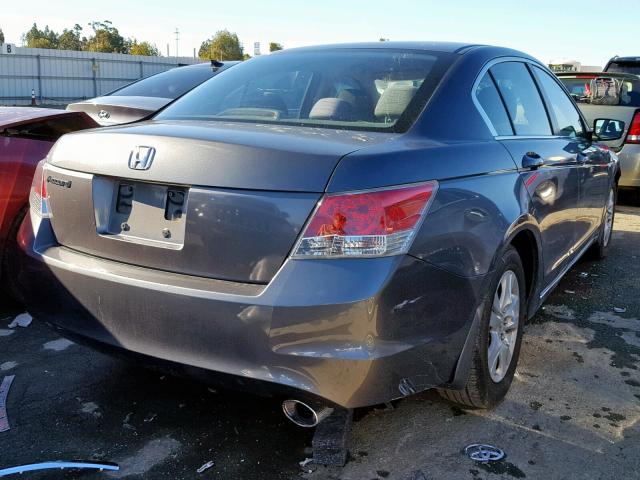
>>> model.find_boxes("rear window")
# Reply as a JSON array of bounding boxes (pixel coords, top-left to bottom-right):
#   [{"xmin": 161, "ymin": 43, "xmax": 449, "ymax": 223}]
[
  {"xmin": 110, "ymin": 65, "xmax": 216, "ymax": 99},
  {"xmin": 558, "ymin": 76, "xmax": 640, "ymax": 107},
  {"xmin": 605, "ymin": 61, "xmax": 640, "ymax": 75},
  {"xmin": 156, "ymin": 49, "xmax": 454, "ymax": 132}
]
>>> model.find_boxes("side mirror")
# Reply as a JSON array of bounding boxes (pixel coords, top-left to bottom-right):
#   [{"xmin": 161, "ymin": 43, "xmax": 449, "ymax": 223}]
[{"xmin": 593, "ymin": 118, "xmax": 625, "ymax": 141}]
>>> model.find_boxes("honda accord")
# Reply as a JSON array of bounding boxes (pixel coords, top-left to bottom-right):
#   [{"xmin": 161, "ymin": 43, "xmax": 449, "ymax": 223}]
[{"xmin": 18, "ymin": 42, "xmax": 622, "ymax": 424}]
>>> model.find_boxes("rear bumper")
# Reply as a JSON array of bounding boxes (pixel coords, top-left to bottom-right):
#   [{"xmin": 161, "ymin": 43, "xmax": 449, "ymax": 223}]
[
  {"xmin": 17, "ymin": 218, "xmax": 484, "ymax": 408},
  {"xmin": 618, "ymin": 144, "xmax": 640, "ymax": 188}
]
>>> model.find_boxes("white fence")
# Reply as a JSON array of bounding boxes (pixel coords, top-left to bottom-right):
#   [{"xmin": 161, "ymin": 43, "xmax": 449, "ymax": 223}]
[{"xmin": 0, "ymin": 46, "xmax": 199, "ymax": 106}]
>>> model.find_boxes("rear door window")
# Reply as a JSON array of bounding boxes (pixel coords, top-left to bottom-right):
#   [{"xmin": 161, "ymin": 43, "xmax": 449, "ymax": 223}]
[
  {"xmin": 475, "ymin": 73, "xmax": 513, "ymax": 135},
  {"xmin": 489, "ymin": 62, "xmax": 552, "ymax": 136},
  {"xmin": 531, "ymin": 67, "xmax": 584, "ymax": 138}
]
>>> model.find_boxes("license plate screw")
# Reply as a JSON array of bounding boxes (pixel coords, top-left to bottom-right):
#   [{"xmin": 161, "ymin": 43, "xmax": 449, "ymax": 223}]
[
  {"xmin": 121, "ymin": 222, "xmax": 130, "ymax": 232},
  {"xmin": 162, "ymin": 228, "xmax": 171, "ymax": 239}
]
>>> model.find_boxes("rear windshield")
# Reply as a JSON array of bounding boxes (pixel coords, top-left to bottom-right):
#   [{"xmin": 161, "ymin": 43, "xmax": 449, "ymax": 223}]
[
  {"xmin": 110, "ymin": 65, "xmax": 216, "ymax": 99},
  {"xmin": 605, "ymin": 61, "xmax": 640, "ymax": 75},
  {"xmin": 559, "ymin": 76, "xmax": 640, "ymax": 107},
  {"xmin": 156, "ymin": 49, "xmax": 454, "ymax": 132}
]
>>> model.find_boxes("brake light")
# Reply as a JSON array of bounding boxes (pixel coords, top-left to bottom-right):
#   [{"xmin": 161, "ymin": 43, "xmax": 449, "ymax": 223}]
[
  {"xmin": 626, "ymin": 111, "xmax": 640, "ymax": 144},
  {"xmin": 292, "ymin": 182, "xmax": 438, "ymax": 258},
  {"xmin": 29, "ymin": 160, "xmax": 52, "ymax": 219}
]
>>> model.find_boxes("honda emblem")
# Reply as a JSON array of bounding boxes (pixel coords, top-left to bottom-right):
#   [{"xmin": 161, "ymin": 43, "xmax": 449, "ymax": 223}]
[{"xmin": 129, "ymin": 146, "xmax": 155, "ymax": 170}]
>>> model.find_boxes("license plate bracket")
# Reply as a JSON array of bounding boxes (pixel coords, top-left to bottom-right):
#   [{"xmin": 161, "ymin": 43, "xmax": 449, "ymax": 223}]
[{"xmin": 94, "ymin": 178, "xmax": 188, "ymax": 250}]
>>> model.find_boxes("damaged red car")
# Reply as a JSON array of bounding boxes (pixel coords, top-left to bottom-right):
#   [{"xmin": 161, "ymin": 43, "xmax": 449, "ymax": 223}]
[{"xmin": 0, "ymin": 107, "xmax": 97, "ymax": 298}]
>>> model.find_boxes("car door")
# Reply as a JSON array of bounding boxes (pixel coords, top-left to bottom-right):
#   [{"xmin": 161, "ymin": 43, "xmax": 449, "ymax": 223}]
[
  {"xmin": 476, "ymin": 61, "xmax": 581, "ymax": 285},
  {"xmin": 530, "ymin": 66, "xmax": 612, "ymax": 245}
]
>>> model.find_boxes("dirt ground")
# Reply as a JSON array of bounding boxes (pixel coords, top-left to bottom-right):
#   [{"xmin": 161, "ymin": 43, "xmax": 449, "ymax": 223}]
[{"xmin": 1, "ymin": 194, "xmax": 639, "ymax": 480}]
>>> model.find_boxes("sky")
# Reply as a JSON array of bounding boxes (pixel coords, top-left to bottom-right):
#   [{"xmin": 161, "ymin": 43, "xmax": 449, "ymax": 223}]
[{"xmin": 1, "ymin": 0, "xmax": 637, "ymax": 67}]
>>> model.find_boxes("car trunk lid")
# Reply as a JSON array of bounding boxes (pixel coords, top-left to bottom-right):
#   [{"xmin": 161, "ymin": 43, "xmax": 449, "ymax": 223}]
[
  {"xmin": 45, "ymin": 120, "xmax": 394, "ymax": 283},
  {"xmin": 66, "ymin": 96, "xmax": 171, "ymax": 126}
]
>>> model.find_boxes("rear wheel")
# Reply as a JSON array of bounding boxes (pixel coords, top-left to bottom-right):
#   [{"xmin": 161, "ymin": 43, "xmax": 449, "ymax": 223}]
[
  {"xmin": 589, "ymin": 185, "xmax": 616, "ymax": 260},
  {"xmin": 438, "ymin": 246, "xmax": 525, "ymax": 409}
]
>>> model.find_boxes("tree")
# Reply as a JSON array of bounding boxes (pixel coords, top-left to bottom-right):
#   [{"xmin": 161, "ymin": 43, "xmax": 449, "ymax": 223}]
[
  {"xmin": 129, "ymin": 40, "xmax": 159, "ymax": 56},
  {"xmin": 0, "ymin": 28, "xmax": 4, "ymax": 44},
  {"xmin": 269, "ymin": 42, "xmax": 283, "ymax": 53},
  {"xmin": 242, "ymin": 53, "xmax": 252, "ymax": 61},
  {"xmin": 84, "ymin": 20, "xmax": 126, "ymax": 53},
  {"xmin": 198, "ymin": 30, "xmax": 243, "ymax": 61},
  {"xmin": 23, "ymin": 23, "xmax": 59, "ymax": 49},
  {"xmin": 58, "ymin": 24, "xmax": 84, "ymax": 51}
]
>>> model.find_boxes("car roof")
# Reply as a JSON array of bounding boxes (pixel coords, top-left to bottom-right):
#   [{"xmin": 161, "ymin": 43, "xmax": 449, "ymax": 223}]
[
  {"xmin": 181, "ymin": 61, "xmax": 241, "ymax": 69},
  {"xmin": 609, "ymin": 56, "xmax": 640, "ymax": 63},
  {"xmin": 275, "ymin": 41, "xmax": 484, "ymax": 54}
]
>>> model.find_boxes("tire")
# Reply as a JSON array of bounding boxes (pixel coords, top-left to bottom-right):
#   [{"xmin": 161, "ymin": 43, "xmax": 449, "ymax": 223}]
[
  {"xmin": 589, "ymin": 185, "xmax": 616, "ymax": 260},
  {"xmin": 438, "ymin": 246, "xmax": 526, "ymax": 409},
  {"xmin": 1, "ymin": 206, "xmax": 28, "ymax": 304}
]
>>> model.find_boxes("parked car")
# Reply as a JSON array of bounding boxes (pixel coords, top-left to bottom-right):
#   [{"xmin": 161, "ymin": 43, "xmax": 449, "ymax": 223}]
[
  {"xmin": 0, "ymin": 107, "xmax": 97, "ymax": 299},
  {"xmin": 557, "ymin": 72, "xmax": 640, "ymax": 189},
  {"xmin": 604, "ymin": 56, "xmax": 640, "ymax": 75},
  {"xmin": 18, "ymin": 43, "xmax": 622, "ymax": 425},
  {"xmin": 66, "ymin": 61, "xmax": 239, "ymax": 126}
]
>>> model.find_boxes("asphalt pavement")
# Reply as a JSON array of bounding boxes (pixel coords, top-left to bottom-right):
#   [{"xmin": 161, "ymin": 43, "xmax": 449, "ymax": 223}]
[{"xmin": 1, "ymin": 194, "xmax": 639, "ymax": 480}]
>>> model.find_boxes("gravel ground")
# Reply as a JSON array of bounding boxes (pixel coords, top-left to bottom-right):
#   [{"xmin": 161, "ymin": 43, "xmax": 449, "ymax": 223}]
[{"xmin": 1, "ymin": 194, "xmax": 639, "ymax": 480}]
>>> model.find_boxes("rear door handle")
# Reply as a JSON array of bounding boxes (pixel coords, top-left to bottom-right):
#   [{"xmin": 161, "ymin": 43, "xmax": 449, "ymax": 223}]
[{"xmin": 522, "ymin": 152, "xmax": 544, "ymax": 170}]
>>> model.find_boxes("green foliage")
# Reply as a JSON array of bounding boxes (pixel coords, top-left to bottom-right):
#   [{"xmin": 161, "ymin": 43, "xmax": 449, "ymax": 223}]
[
  {"xmin": 199, "ymin": 30, "xmax": 244, "ymax": 61},
  {"xmin": 84, "ymin": 20, "xmax": 126, "ymax": 53},
  {"xmin": 129, "ymin": 40, "xmax": 160, "ymax": 56},
  {"xmin": 23, "ymin": 23, "xmax": 59, "ymax": 49},
  {"xmin": 269, "ymin": 42, "xmax": 283, "ymax": 53},
  {"xmin": 58, "ymin": 24, "xmax": 84, "ymax": 51},
  {"xmin": 19, "ymin": 20, "xmax": 158, "ymax": 56},
  {"xmin": 0, "ymin": 28, "xmax": 4, "ymax": 44},
  {"xmin": 242, "ymin": 53, "xmax": 252, "ymax": 61}
]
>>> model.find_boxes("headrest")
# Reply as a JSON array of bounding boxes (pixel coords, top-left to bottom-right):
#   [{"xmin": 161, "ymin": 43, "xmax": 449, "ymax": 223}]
[
  {"xmin": 374, "ymin": 83, "xmax": 419, "ymax": 119},
  {"xmin": 309, "ymin": 98, "xmax": 354, "ymax": 121}
]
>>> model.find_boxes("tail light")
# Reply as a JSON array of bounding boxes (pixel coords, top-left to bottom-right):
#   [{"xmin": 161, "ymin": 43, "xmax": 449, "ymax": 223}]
[
  {"xmin": 292, "ymin": 182, "xmax": 438, "ymax": 258},
  {"xmin": 626, "ymin": 111, "xmax": 640, "ymax": 144},
  {"xmin": 30, "ymin": 160, "xmax": 52, "ymax": 219}
]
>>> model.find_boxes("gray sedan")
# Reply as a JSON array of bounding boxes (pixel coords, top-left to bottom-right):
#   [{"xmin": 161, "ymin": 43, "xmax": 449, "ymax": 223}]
[{"xmin": 19, "ymin": 42, "xmax": 621, "ymax": 427}]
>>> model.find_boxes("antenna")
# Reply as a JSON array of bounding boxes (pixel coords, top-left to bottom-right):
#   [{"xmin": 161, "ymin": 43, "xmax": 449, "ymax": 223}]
[{"xmin": 174, "ymin": 27, "xmax": 180, "ymax": 58}]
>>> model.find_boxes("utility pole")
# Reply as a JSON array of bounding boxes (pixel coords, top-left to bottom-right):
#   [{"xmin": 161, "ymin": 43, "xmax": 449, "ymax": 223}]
[{"xmin": 174, "ymin": 27, "xmax": 180, "ymax": 58}]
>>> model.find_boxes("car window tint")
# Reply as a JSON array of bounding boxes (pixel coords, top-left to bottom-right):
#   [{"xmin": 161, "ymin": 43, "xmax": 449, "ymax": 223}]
[
  {"xmin": 157, "ymin": 50, "xmax": 455, "ymax": 133},
  {"xmin": 489, "ymin": 62, "xmax": 551, "ymax": 136},
  {"xmin": 475, "ymin": 73, "xmax": 513, "ymax": 135},
  {"xmin": 532, "ymin": 67, "xmax": 584, "ymax": 138},
  {"xmin": 111, "ymin": 66, "xmax": 215, "ymax": 99},
  {"xmin": 605, "ymin": 62, "xmax": 640, "ymax": 75}
]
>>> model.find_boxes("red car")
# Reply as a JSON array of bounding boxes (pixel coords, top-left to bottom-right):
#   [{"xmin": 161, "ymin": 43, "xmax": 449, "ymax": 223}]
[{"xmin": 0, "ymin": 107, "xmax": 97, "ymax": 298}]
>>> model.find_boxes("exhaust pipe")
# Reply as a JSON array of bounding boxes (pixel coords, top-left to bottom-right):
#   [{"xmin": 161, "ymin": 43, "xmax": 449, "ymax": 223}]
[{"xmin": 282, "ymin": 399, "xmax": 334, "ymax": 428}]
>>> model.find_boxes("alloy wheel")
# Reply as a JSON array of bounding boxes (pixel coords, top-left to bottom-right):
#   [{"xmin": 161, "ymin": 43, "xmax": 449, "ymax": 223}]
[
  {"xmin": 603, "ymin": 189, "xmax": 615, "ymax": 247},
  {"xmin": 488, "ymin": 270, "xmax": 520, "ymax": 383}
]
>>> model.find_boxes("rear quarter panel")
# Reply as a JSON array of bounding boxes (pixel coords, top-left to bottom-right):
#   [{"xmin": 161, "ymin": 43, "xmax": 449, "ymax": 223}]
[{"xmin": 328, "ymin": 140, "xmax": 527, "ymax": 279}]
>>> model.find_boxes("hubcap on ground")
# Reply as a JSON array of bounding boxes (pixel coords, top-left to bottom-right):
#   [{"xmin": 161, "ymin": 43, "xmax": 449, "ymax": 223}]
[
  {"xmin": 488, "ymin": 270, "xmax": 520, "ymax": 383},
  {"xmin": 603, "ymin": 189, "xmax": 615, "ymax": 247}
]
